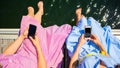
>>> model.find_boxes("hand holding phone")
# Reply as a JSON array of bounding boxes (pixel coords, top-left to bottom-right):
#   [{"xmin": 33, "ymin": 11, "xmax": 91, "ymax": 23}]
[
  {"xmin": 28, "ymin": 24, "xmax": 37, "ymax": 39},
  {"xmin": 84, "ymin": 26, "xmax": 91, "ymax": 38}
]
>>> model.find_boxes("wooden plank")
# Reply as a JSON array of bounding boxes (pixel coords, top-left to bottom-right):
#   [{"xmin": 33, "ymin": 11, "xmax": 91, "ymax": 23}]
[{"xmin": 0, "ymin": 29, "xmax": 120, "ymax": 53}]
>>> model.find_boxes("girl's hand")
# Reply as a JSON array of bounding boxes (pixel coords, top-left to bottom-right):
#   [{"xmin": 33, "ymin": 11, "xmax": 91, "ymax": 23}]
[
  {"xmin": 29, "ymin": 35, "xmax": 40, "ymax": 48},
  {"xmin": 78, "ymin": 34, "xmax": 87, "ymax": 46},
  {"xmin": 90, "ymin": 34, "xmax": 101, "ymax": 45},
  {"xmin": 21, "ymin": 28, "xmax": 29, "ymax": 39}
]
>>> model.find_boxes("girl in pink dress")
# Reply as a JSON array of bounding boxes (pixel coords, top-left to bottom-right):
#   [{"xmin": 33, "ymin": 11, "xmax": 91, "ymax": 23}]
[{"xmin": 0, "ymin": 1, "xmax": 71, "ymax": 68}]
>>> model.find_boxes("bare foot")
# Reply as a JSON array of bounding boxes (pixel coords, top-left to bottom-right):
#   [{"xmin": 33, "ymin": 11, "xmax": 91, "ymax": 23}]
[
  {"xmin": 27, "ymin": 6, "xmax": 34, "ymax": 17},
  {"xmin": 76, "ymin": 8, "xmax": 83, "ymax": 25},
  {"xmin": 34, "ymin": 1, "xmax": 44, "ymax": 24},
  {"xmin": 38, "ymin": 1, "xmax": 44, "ymax": 15}
]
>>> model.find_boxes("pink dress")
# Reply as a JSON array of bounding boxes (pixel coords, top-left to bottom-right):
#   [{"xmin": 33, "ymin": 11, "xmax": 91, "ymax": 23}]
[{"xmin": 0, "ymin": 16, "xmax": 72, "ymax": 68}]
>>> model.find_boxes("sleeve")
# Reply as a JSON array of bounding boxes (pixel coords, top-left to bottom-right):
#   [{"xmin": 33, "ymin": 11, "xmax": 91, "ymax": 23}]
[{"xmin": 66, "ymin": 17, "xmax": 87, "ymax": 57}]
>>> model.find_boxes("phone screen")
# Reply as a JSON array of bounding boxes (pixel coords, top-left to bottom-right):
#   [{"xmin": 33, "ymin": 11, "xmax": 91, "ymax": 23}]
[
  {"xmin": 28, "ymin": 24, "xmax": 37, "ymax": 39},
  {"xmin": 85, "ymin": 26, "xmax": 91, "ymax": 38}
]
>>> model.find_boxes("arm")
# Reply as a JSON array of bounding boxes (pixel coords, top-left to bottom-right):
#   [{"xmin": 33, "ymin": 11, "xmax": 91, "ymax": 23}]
[
  {"xmin": 90, "ymin": 34, "xmax": 109, "ymax": 56},
  {"xmin": 0, "ymin": 63, "xmax": 2, "ymax": 68},
  {"xmin": 69, "ymin": 43, "xmax": 82, "ymax": 68},
  {"xmin": 3, "ymin": 29, "xmax": 28, "ymax": 55},
  {"xmin": 30, "ymin": 36, "xmax": 47, "ymax": 68},
  {"xmin": 69, "ymin": 34, "xmax": 87, "ymax": 68},
  {"xmin": 97, "ymin": 42, "xmax": 109, "ymax": 56}
]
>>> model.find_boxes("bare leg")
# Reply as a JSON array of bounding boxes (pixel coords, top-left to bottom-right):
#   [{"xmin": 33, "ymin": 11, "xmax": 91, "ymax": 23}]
[
  {"xmin": 27, "ymin": 6, "xmax": 34, "ymax": 17},
  {"xmin": 99, "ymin": 61, "xmax": 106, "ymax": 68},
  {"xmin": 34, "ymin": 1, "xmax": 44, "ymax": 24},
  {"xmin": 0, "ymin": 63, "xmax": 2, "ymax": 68},
  {"xmin": 75, "ymin": 8, "xmax": 83, "ymax": 25}
]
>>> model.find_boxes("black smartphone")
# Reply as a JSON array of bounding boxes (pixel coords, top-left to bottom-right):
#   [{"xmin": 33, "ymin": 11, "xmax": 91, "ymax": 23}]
[
  {"xmin": 28, "ymin": 24, "xmax": 37, "ymax": 39},
  {"xmin": 84, "ymin": 26, "xmax": 91, "ymax": 38}
]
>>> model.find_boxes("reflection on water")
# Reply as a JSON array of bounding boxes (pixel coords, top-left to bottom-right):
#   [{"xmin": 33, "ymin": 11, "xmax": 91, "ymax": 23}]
[{"xmin": 0, "ymin": 0, "xmax": 120, "ymax": 28}]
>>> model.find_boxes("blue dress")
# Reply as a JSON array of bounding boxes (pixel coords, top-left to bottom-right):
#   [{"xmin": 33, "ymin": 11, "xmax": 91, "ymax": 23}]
[{"xmin": 66, "ymin": 17, "xmax": 120, "ymax": 68}]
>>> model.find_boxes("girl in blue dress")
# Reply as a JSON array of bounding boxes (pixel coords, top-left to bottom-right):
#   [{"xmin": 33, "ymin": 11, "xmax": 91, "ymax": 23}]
[{"xmin": 67, "ymin": 8, "xmax": 120, "ymax": 68}]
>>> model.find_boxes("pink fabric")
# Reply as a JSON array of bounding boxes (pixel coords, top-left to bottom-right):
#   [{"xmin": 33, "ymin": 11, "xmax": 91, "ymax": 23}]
[{"xmin": 0, "ymin": 16, "xmax": 71, "ymax": 68}]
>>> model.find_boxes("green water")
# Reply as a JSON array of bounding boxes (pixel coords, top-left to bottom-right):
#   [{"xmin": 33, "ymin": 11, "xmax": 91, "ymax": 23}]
[{"xmin": 0, "ymin": 0, "xmax": 120, "ymax": 28}]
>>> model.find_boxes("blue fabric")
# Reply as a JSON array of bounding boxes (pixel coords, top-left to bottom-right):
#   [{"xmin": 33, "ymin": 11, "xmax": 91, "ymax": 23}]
[{"xmin": 66, "ymin": 17, "xmax": 120, "ymax": 68}]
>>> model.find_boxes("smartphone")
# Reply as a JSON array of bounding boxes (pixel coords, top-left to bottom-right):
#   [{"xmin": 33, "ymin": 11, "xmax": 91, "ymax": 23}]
[
  {"xmin": 84, "ymin": 26, "xmax": 91, "ymax": 38},
  {"xmin": 28, "ymin": 24, "xmax": 37, "ymax": 39}
]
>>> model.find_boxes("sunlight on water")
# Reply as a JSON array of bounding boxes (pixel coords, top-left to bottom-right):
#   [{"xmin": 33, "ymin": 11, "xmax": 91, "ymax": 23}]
[
  {"xmin": 86, "ymin": 7, "xmax": 91, "ymax": 14},
  {"xmin": 53, "ymin": 0, "xmax": 55, "ymax": 2},
  {"xmin": 93, "ymin": 3, "xmax": 97, "ymax": 8},
  {"xmin": 77, "ymin": 5, "xmax": 80, "ymax": 8},
  {"xmin": 50, "ymin": 4, "xmax": 53, "ymax": 7},
  {"xmin": 66, "ymin": 0, "xmax": 69, "ymax": 3}
]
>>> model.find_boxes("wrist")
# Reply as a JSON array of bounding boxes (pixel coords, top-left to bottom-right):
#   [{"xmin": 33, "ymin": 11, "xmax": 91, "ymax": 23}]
[
  {"xmin": 20, "ymin": 34, "xmax": 26, "ymax": 40},
  {"xmin": 35, "ymin": 45, "xmax": 42, "ymax": 51},
  {"xmin": 78, "ymin": 42, "xmax": 84, "ymax": 46},
  {"xmin": 34, "ymin": 43, "xmax": 41, "ymax": 48},
  {"xmin": 77, "ymin": 43, "xmax": 82, "ymax": 49},
  {"xmin": 78, "ymin": 43, "xmax": 82, "ymax": 46},
  {"xmin": 96, "ymin": 42, "xmax": 102, "ymax": 46}
]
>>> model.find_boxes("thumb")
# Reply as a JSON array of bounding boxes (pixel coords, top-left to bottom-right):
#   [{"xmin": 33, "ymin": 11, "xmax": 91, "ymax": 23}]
[
  {"xmin": 89, "ymin": 38, "xmax": 94, "ymax": 42},
  {"xmin": 29, "ymin": 36, "xmax": 34, "ymax": 42}
]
